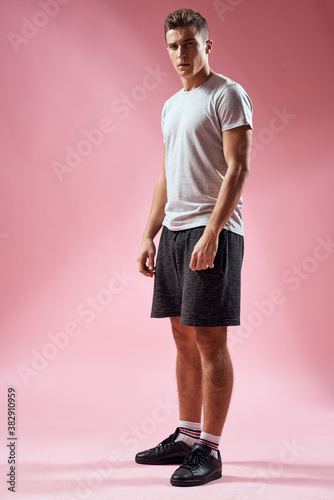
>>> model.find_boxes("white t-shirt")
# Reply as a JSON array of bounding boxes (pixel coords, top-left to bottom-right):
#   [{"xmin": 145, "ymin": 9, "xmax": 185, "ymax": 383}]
[{"xmin": 161, "ymin": 73, "xmax": 253, "ymax": 235}]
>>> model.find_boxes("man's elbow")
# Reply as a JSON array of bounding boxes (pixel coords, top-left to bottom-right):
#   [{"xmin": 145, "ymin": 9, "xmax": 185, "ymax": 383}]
[
  {"xmin": 243, "ymin": 164, "xmax": 250, "ymax": 178},
  {"xmin": 228, "ymin": 161, "xmax": 250, "ymax": 179}
]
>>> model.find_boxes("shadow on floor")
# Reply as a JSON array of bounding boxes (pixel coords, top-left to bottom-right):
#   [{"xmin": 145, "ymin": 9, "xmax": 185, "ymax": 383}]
[{"xmin": 3, "ymin": 459, "xmax": 333, "ymax": 492}]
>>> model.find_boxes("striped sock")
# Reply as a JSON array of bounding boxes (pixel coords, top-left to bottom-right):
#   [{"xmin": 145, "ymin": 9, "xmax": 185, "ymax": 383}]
[
  {"xmin": 198, "ymin": 431, "xmax": 221, "ymax": 459},
  {"xmin": 175, "ymin": 420, "xmax": 201, "ymax": 447}
]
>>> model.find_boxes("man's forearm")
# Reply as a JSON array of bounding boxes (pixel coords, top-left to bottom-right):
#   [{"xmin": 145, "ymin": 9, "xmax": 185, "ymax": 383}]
[
  {"xmin": 189, "ymin": 125, "xmax": 252, "ymax": 271},
  {"xmin": 142, "ymin": 173, "xmax": 167, "ymax": 241},
  {"xmin": 205, "ymin": 163, "xmax": 250, "ymax": 236}
]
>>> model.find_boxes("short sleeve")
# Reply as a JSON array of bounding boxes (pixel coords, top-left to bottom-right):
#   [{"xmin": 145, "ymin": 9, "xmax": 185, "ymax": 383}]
[{"xmin": 217, "ymin": 83, "xmax": 253, "ymax": 132}]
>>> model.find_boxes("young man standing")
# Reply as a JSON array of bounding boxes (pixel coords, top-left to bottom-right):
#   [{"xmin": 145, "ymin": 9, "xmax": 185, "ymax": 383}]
[{"xmin": 136, "ymin": 9, "xmax": 253, "ymax": 487}]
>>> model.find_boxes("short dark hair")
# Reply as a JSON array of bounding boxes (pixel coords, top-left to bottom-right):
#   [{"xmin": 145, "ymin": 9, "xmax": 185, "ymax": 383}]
[{"xmin": 164, "ymin": 9, "xmax": 209, "ymax": 41}]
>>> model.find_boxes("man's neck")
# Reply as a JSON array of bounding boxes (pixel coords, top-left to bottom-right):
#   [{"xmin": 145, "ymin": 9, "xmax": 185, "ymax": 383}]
[{"xmin": 181, "ymin": 68, "xmax": 215, "ymax": 92}]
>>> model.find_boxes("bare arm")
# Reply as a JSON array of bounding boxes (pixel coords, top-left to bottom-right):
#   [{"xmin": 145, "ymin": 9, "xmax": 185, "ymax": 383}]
[
  {"xmin": 189, "ymin": 125, "xmax": 252, "ymax": 271},
  {"xmin": 137, "ymin": 145, "xmax": 167, "ymax": 277}
]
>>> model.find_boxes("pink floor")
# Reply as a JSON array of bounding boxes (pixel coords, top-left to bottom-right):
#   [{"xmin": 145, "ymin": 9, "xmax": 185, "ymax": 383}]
[
  {"xmin": 1, "ymin": 406, "xmax": 333, "ymax": 499},
  {"xmin": 6, "ymin": 458, "xmax": 334, "ymax": 500}
]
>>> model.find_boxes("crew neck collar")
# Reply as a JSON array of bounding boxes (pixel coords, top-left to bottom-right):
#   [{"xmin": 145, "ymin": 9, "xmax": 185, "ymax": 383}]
[{"xmin": 182, "ymin": 72, "xmax": 217, "ymax": 93}]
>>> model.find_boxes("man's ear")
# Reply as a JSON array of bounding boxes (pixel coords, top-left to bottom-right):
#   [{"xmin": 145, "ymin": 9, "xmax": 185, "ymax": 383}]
[{"xmin": 206, "ymin": 39, "xmax": 213, "ymax": 54}]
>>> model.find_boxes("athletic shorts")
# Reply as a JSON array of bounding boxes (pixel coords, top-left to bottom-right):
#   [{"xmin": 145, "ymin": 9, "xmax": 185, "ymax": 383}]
[{"xmin": 151, "ymin": 225, "xmax": 244, "ymax": 327}]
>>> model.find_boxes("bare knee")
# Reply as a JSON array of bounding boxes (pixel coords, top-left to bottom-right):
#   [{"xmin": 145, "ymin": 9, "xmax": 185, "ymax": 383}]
[
  {"xmin": 195, "ymin": 326, "xmax": 228, "ymax": 357},
  {"xmin": 170, "ymin": 317, "xmax": 196, "ymax": 352}
]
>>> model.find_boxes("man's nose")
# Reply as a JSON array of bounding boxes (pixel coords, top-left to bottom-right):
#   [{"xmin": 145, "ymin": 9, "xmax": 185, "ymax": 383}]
[{"xmin": 177, "ymin": 45, "xmax": 186, "ymax": 58}]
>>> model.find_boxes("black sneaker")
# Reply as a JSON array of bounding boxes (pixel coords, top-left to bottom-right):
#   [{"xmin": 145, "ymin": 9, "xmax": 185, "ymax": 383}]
[
  {"xmin": 170, "ymin": 442, "xmax": 222, "ymax": 487},
  {"xmin": 135, "ymin": 428, "xmax": 192, "ymax": 465}
]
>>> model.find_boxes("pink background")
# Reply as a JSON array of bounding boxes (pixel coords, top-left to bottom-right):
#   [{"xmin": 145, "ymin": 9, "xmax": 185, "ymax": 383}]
[{"xmin": 1, "ymin": 0, "xmax": 333, "ymax": 498}]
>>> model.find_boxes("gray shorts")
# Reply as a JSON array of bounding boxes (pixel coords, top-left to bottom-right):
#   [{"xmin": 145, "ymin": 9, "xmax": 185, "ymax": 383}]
[{"xmin": 151, "ymin": 225, "xmax": 244, "ymax": 327}]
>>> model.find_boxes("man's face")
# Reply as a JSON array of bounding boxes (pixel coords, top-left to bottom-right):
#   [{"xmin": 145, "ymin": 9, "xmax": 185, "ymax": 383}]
[{"xmin": 166, "ymin": 25, "xmax": 212, "ymax": 79}]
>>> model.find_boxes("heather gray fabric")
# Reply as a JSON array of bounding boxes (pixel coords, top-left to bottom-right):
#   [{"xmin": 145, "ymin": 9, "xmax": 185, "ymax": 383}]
[
  {"xmin": 161, "ymin": 73, "xmax": 253, "ymax": 235},
  {"xmin": 151, "ymin": 226, "xmax": 244, "ymax": 327}
]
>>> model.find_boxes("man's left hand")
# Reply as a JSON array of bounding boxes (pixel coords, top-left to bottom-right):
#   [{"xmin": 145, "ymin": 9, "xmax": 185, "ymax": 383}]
[{"xmin": 189, "ymin": 229, "xmax": 219, "ymax": 271}]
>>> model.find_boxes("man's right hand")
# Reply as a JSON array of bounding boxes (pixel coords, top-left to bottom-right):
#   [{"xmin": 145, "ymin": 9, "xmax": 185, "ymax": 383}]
[{"xmin": 137, "ymin": 238, "xmax": 156, "ymax": 277}]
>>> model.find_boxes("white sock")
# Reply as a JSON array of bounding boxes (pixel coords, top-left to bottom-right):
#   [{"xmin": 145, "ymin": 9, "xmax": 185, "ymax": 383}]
[
  {"xmin": 198, "ymin": 431, "xmax": 221, "ymax": 459},
  {"xmin": 175, "ymin": 420, "xmax": 201, "ymax": 447}
]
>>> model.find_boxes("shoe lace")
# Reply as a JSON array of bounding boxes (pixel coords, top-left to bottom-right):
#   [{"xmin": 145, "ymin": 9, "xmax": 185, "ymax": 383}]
[
  {"xmin": 155, "ymin": 429, "xmax": 178, "ymax": 449},
  {"xmin": 181, "ymin": 448, "xmax": 207, "ymax": 471}
]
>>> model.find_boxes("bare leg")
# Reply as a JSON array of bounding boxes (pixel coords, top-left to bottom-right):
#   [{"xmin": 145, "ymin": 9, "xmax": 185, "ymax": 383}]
[
  {"xmin": 194, "ymin": 326, "xmax": 233, "ymax": 436},
  {"xmin": 170, "ymin": 317, "xmax": 202, "ymax": 422}
]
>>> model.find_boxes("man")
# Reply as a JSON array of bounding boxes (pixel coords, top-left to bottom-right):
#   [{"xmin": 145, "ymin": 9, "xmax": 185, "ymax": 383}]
[{"xmin": 136, "ymin": 8, "xmax": 253, "ymax": 487}]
